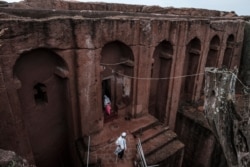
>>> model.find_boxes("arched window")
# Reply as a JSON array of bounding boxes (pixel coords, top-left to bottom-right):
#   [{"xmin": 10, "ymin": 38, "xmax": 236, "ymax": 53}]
[{"xmin": 33, "ymin": 83, "xmax": 48, "ymax": 104}]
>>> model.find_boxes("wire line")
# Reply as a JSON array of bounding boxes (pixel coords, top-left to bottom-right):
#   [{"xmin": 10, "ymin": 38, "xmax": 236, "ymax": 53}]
[
  {"xmin": 231, "ymin": 72, "xmax": 249, "ymax": 89},
  {"xmin": 101, "ymin": 62, "xmax": 249, "ymax": 87},
  {"xmin": 116, "ymin": 71, "xmax": 204, "ymax": 80},
  {"xmin": 100, "ymin": 60, "xmax": 130, "ymax": 66},
  {"xmin": 103, "ymin": 66, "xmax": 204, "ymax": 80}
]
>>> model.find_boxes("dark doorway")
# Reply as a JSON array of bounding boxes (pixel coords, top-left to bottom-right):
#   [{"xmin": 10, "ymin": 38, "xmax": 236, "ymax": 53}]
[
  {"xmin": 102, "ymin": 79, "xmax": 112, "ymax": 106},
  {"xmin": 14, "ymin": 49, "xmax": 71, "ymax": 167}
]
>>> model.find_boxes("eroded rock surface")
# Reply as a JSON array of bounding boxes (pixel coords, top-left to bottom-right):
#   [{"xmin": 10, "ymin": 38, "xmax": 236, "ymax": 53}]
[
  {"xmin": 0, "ymin": 149, "xmax": 35, "ymax": 167},
  {"xmin": 204, "ymin": 67, "xmax": 250, "ymax": 167}
]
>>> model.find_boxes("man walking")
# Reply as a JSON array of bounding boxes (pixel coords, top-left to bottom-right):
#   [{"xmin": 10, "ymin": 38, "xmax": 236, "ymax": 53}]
[{"xmin": 115, "ymin": 132, "xmax": 127, "ymax": 159}]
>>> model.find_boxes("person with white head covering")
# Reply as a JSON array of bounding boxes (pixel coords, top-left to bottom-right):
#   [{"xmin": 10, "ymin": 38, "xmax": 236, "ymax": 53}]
[
  {"xmin": 115, "ymin": 132, "xmax": 127, "ymax": 159},
  {"xmin": 103, "ymin": 95, "xmax": 112, "ymax": 115}
]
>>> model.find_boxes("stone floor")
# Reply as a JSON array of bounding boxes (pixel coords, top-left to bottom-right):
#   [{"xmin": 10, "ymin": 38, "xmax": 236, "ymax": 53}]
[
  {"xmin": 84, "ymin": 112, "xmax": 184, "ymax": 167},
  {"xmin": 87, "ymin": 113, "xmax": 158, "ymax": 167}
]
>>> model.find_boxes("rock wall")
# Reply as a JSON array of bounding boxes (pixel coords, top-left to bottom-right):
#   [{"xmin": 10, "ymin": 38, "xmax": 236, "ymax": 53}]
[
  {"xmin": 204, "ymin": 68, "xmax": 250, "ymax": 167},
  {"xmin": 175, "ymin": 110, "xmax": 228, "ymax": 167},
  {"xmin": 0, "ymin": 2, "xmax": 245, "ymax": 166},
  {"xmin": 240, "ymin": 22, "xmax": 250, "ymax": 85},
  {"xmin": 7, "ymin": 0, "xmax": 239, "ymax": 17}
]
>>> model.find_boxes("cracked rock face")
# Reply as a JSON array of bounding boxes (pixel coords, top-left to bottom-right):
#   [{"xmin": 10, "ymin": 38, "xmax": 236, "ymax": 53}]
[{"xmin": 204, "ymin": 67, "xmax": 250, "ymax": 167}]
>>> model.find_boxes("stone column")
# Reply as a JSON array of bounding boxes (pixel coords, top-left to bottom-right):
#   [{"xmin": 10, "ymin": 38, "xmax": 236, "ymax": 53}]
[
  {"xmin": 0, "ymin": 56, "xmax": 34, "ymax": 163},
  {"xmin": 168, "ymin": 21, "xmax": 188, "ymax": 130},
  {"xmin": 76, "ymin": 50, "xmax": 103, "ymax": 136}
]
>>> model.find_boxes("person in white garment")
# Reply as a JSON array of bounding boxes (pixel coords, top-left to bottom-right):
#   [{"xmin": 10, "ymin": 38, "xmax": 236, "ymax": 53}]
[{"xmin": 115, "ymin": 132, "xmax": 127, "ymax": 159}]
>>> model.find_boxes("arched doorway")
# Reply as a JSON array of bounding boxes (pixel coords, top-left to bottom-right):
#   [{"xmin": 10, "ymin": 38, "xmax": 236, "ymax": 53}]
[
  {"xmin": 100, "ymin": 41, "xmax": 134, "ymax": 122},
  {"xmin": 13, "ymin": 49, "xmax": 71, "ymax": 167},
  {"xmin": 222, "ymin": 34, "xmax": 235, "ymax": 68},
  {"xmin": 182, "ymin": 37, "xmax": 201, "ymax": 101},
  {"xmin": 149, "ymin": 40, "xmax": 173, "ymax": 122}
]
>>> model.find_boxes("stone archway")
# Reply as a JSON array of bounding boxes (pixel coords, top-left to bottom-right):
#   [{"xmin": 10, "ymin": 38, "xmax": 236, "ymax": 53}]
[
  {"xmin": 201, "ymin": 35, "xmax": 221, "ymax": 94},
  {"xmin": 182, "ymin": 37, "xmax": 201, "ymax": 101},
  {"xmin": 206, "ymin": 35, "xmax": 220, "ymax": 67},
  {"xmin": 149, "ymin": 40, "xmax": 173, "ymax": 123},
  {"xmin": 13, "ymin": 49, "xmax": 71, "ymax": 167},
  {"xmin": 223, "ymin": 34, "xmax": 235, "ymax": 68},
  {"xmin": 100, "ymin": 41, "xmax": 134, "ymax": 121}
]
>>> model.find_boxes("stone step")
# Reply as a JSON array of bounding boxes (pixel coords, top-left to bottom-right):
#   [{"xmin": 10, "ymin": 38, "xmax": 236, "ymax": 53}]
[
  {"xmin": 146, "ymin": 140, "xmax": 184, "ymax": 166},
  {"xmin": 135, "ymin": 127, "xmax": 184, "ymax": 166},
  {"xmin": 136, "ymin": 124, "xmax": 169, "ymax": 144},
  {"xmin": 131, "ymin": 119, "xmax": 161, "ymax": 137},
  {"xmin": 141, "ymin": 129, "xmax": 177, "ymax": 157}
]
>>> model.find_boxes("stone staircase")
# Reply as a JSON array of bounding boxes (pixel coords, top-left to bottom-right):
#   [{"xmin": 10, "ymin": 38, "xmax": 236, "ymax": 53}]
[
  {"xmin": 79, "ymin": 114, "xmax": 184, "ymax": 167},
  {"xmin": 132, "ymin": 121, "xmax": 184, "ymax": 167}
]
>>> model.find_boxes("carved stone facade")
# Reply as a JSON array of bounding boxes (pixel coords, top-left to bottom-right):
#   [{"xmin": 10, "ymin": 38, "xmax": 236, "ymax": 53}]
[{"xmin": 0, "ymin": 1, "xmax": 245, "ymax": 167}]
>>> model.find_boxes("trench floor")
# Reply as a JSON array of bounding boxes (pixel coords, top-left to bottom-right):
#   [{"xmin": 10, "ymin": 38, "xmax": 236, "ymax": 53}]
[{"xmin": 88, "ymin": 112, "xmax": 178, "ymax": 167}]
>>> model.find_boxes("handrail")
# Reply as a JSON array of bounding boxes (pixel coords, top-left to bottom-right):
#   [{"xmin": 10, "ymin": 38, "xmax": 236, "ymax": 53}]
[
  {"xmin": 136, "ymin": 138, "xmax": 159, "ymax": 167},
  {"xmin": 137, "ymin": 138, "xmax": 147, "ymax": 167}
]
